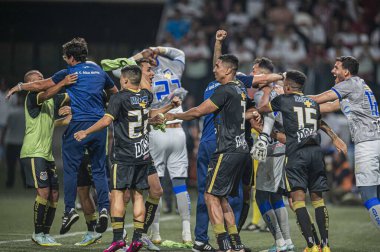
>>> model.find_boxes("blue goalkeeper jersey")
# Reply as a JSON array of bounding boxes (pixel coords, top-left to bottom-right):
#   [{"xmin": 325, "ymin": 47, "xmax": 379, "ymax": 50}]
[
  {"xmin": 52, "ymin": 61, "xmax": 115, "ymax": 122},
  {"xmin": 200, "ymin": 75, "xmax": 253, "ymax": 143}
]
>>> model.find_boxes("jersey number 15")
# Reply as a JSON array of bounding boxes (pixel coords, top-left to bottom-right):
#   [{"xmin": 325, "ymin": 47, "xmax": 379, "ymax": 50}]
[{"xmin": 293, "ymin": 107, "xmax": 317, "ymax": 130}]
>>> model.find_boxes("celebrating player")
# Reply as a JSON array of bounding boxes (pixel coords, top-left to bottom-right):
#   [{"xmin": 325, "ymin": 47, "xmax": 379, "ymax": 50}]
[
  {"xmin": 249, "ymin": 57, "xmax": 295, "ymax": 252},
  {"xmin": 74, "ymin": 65, "xmax": 181, "ymax": 252},
  {"xmin": 18, "ymin": 70, "xmax": 76, "ymax": 246},
  {"xmin": 254, "ymin": 70, "xmax": 340, "ymax": 252},
  {"xmin": 310, "ymin": 56, "xmax": 380, "ymax": 231},
  {"xmin": 165, "ymin": 54, "xmax": 249, "ymax": 252}
]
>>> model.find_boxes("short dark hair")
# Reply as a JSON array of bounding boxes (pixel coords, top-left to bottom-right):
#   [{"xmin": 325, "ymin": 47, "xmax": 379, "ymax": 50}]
[
  {"xmin": 336, "ymin": 56, "xmax": 359, "ymax": 75},
  {"xmin": 135, "ymin": 58, "xmax": 151, "ymax": 67},
  {"xmin": 24, "ymin": 70, "xmax": 42, "ymax": 82},
  {"xmin": 218, "ymin": 54, "xmax": 239, "ymax": 72},
  {"xmin": 253, "ymin": 57, "xmax": 274, "ymax": 73},
  {"xmin": 62, "ymin": 37, "xmax": 88, "ymax": 62},
  {"xmin": 121, "ymin": 65, "xmax": 142, "ymax": 85},
  {"xmin": 285, "ymin": 70, "xmax": 307, "ymax": 87}
]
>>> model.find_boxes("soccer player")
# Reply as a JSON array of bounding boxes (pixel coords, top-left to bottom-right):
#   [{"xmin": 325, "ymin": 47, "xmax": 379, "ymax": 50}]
[
  {"xmin": 8, "ymin": 38, "xmax": 119, "ymax": 234},
  {"xmin": 165, "ymin": 54, "xmax": 249, "ymax": 252},
  {"xmin": 193, "ymin": 30, "xmax": 258, "ymax": 252},
  {"xmin": 309, "ymin": 56, "xmax": 380, "ymax": 231},
  {"xmin": 249, "ymin": 57, "xmax": 295, "ymax": 252},
  {"xmin": 139, "ymin": 46, "xmax": 192, "ymax": 245},
  {"xmin": 74, "ymin": 65, "xmax": 180, "ymax": 252},
  {"xmin": 18, "ymin": 70, "xmax": 76, "ymax": 246},
  {"xmin": 255, "ymin": 70, "xmax": 334, "ymax": 252},
  {"xmin": 102, "ymin": 57, "xmax": 164, "ymax": 251}
]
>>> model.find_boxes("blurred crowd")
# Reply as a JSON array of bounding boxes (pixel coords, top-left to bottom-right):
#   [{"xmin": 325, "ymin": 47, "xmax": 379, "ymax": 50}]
[{"xmin": 160, "ymin": 0, "xmax": 378, "ymax": 204}]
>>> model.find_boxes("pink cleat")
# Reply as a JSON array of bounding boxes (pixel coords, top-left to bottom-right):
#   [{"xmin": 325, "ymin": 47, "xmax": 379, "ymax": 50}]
[
  {"xmin": 126, "ymin": 240, "xmax": 143, "ymax": 252},
  {"xmin": 103, "ymin": 240, "xmax": 126, "ymax": 252}
]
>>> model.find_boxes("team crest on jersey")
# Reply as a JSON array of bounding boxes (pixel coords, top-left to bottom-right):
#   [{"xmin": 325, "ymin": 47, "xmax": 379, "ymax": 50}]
[
  {"xmin": 131, "ymin": 95, "xmax": 149, "ymax": 107},
  {"xmin": 163, "ymin": 69, "xmax": 173, "ymax": 79},
  {"xmin": 40, "ymin": 171, "xmax": 48, "ymax": 181}
]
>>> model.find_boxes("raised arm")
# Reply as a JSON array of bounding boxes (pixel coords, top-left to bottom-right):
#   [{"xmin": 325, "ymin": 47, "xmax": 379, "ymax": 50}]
[
  {"xmin": 309, "ymin": 90, "xmax": 339, "ymax": 104},
  {"xmin": 319, "ymin": 119, "xmax": 347, "ymax": 155},
  {"xmin": 37, "ymin": 74, "xmax": 77, "ymax": 103},
  {"xmin": 6, "ymin": 78, "xmax": 55, "ymax": 99},
  {"xmin": 165, "ymin": 99, "xmax": 217, "ymax": 121},
  {"xmin": 213, "ymin": 30, "xmax": 227, "ymax": 67},
  {"xmin": 252, "ymin": 73, "xmax": 284, "ymax": 88}
]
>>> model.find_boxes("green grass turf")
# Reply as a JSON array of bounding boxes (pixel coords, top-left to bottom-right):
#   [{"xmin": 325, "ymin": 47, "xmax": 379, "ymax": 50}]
[{"xmin": 0, "ymin": 187, "xmax": 378, "ymax": 252}]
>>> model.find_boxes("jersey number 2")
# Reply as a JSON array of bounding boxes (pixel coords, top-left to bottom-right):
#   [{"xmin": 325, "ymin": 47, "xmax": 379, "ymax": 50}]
[
  {"xmin": 155, "ymin": 79, "xmax": 180, "ymax": 101},
  {"xmin": 128, "ymin": 109, "xmax": 149, "ymax": 139}
]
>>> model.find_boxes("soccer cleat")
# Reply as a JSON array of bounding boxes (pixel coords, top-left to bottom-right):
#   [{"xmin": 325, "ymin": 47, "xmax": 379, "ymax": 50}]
[
  {"xmin": 44, "ymin": 234, "xmax": 62, "ymax": 246},
  {"xmin": 96, "ymin": 208, "xmax": 109, "ymax": 233},
  {"xmin": 287, "ymin": 244, "xmax": 296, "ymax": 252},
  {"xmin": 321, "ymin": 246, "xmax": 331, "ymax": 252},
  {"xmin": 304, "ymin": 245, "xmax": 320, "ymax": 252},
  {"xmin": 141, "ymin": 234, "xmax": 160, "ymax": 251},
  {"xmin": 103, "ymin": 240, "xmax": 126, "ymax": 252},
  {"xmin": 151, "ymin": 233, "xmax": 162, "ymax": 245},
  {"xmin": 126, "ymin": 240, "xmax": 143, "ymax": 252},
  {"xmin": 32, "ymin": 232, "xmax": 49, "ymax": 246},
  {"xmin": 75, "ymin": 231, "xmax": 102, "ymax": 246},
  {"xmin": 60, "ymin": 208, "xmax": 79, "ymax": 234},
  {"xmin": 192, "ymin": 241, "xmax": 216, "ymax": 252}
]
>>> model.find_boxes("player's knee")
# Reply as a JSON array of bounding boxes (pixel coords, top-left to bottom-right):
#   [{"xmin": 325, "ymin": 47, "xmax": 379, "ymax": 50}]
[
  {"xmin": 37, "ymin": 188, "xmax": 50, "ymax": 200},
  {"xmin": 50, "ymin": 189, "xmax": 59, "ymax": 202},
  {"xmin": 150, "ymin": 186, "xmax": 163, "ymax": 199}
]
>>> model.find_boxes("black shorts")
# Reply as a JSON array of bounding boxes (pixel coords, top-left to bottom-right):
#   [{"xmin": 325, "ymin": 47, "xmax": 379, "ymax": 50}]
[
  {"xmin": 77, "ymin": 154, "xmax": 110, "ymax": 187},
  {"xmin": 242, "ymin": 156, "xmax": 254, "ymax": 187},
  {"xmin": 148, "ymin": 165, "xmax": 158, "ymax": 176},
  {"xmin": 111, "ymin": 162, "xmax": 150, "ymax": 190},
  {"xmin": 206, "ymin": 152, "xmax": 250, "ymax": 197},
  {"xmin": 285, "ymin": 145, "xmax": 328, "ymax": 193},
  {"xmin": 21, "ymin": 157, "xmax": 59, "ymax": 190}
]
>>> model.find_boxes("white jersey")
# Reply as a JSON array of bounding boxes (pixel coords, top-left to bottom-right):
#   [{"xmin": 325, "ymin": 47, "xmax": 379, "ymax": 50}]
[
  {"xmin": 331, "ymin": 76, "xmax": 380, "ymax": 144},
  {"xmin": 151, "ymin": 47, "xmax": 186, "ymax": 124}
]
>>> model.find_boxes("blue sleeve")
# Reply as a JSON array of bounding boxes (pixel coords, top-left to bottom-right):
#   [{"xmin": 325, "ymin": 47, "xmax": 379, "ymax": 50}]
[
  {"xmin": 104, "ymin": 72, "xmax": 115, "ymax": 90},
  {"xmin": 51, "ymin": 69, "xmax": 68, "ymax": 84},
  {"xmin": 236, "ymin": 75, "xmax": 253, "ymax": 88}
]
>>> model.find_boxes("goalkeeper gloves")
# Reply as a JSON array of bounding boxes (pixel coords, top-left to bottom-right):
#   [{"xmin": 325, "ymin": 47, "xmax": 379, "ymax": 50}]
[{"xmin": 251, "ymin": 133, "xmax": 271, "ymax": 161}]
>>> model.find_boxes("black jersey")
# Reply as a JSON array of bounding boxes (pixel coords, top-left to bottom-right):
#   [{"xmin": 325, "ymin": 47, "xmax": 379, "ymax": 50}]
[
  {"xmin": 209, "ymin": 80, "xmax": 249, "ymax": 154},
  {"xmin": 270, "ymin": 93, "xmax": 321, "ymax": 155},
  {"xmin": 106, "ymin": 88, "xmax": 153, "ymax": 164}
]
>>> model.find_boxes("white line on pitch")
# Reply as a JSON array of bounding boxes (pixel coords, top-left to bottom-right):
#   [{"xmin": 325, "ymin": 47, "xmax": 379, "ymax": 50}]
[{"xmin": 0, "ymin": 215, "xmax": 176, "ymax": 245}]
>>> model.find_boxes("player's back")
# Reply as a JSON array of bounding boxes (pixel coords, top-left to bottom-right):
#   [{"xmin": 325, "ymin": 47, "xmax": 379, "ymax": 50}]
[
  {"xmin": 271, "ymin": 93, "xmax": 321, "ymax": 155},
  {"xmin": 211, "ymin": 81, "xmax": 249, "ymax": 154},
  {"xmin": 108, "ymin": 89, "xmax": 153, "ymax": 164},
  {"xmin": 332, "ymin": 76, "xmax": 380, "ymax": 144},
  {"xmin": 58, "ymin": 61, "xmax": 114, "ymax": 121},
  {"xmin": 150, "ymin": 49, "xmax": 185, "ymax": 124}
]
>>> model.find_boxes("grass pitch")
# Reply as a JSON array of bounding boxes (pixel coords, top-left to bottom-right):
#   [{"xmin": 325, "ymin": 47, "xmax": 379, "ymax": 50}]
[{"xmin": 0, "ymin": 187, "xmax": 378, "ymax": 252}]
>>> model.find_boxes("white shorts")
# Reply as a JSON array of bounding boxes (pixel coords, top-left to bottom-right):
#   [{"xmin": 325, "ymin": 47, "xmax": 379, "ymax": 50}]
[
  {"xmin": 149, "ymin": 127, "xmax": 188, "ymax": 179},
  {"xmin": 355, "ymin": 139, "xmax": 380, "ymax": 187},
  {"xmin": 256, "ymin": 154, "xmax": 286, "ymax": 192}
]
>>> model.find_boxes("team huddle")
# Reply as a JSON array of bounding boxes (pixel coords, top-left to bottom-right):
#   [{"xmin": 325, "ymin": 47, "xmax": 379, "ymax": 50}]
[{"xmin": 6, "ymin": 29, "xmax": 380, "ymax": 252}]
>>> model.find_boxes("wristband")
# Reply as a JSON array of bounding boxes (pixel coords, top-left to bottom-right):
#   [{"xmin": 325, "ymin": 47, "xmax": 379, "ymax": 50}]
[{"xmin": 17, "ymin": 82, "xmax": 23, "ymax": 91}]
